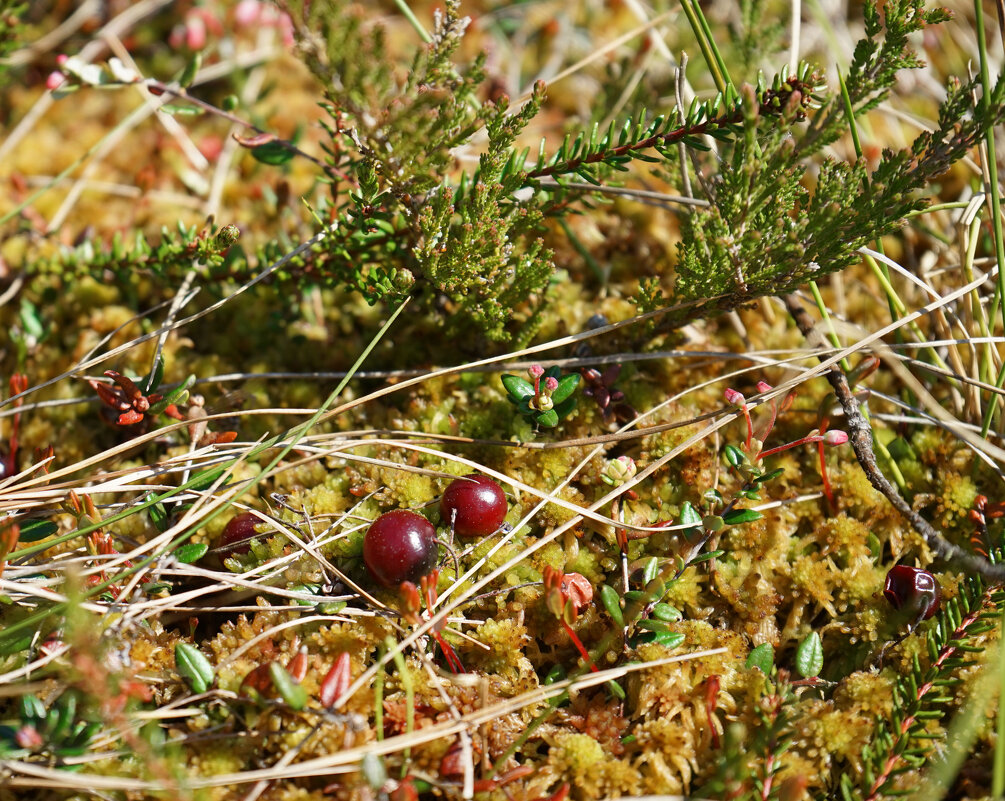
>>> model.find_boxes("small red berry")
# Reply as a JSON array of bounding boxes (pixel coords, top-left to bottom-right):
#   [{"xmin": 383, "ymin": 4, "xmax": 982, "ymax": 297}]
[
  {"xmin": 440, "ymin": 475, "xmax": 508, "ymax": 538},
  {"xmin": 363, "ymin": 510, "xmax": 439, "ymax": 587},
  {"xmin": 883, "ymin": 565, "xmax": 941, "ymax": 621},
  {"xmin": 220, "ymin": 512, "xmax": 261, "ymax": 560}
]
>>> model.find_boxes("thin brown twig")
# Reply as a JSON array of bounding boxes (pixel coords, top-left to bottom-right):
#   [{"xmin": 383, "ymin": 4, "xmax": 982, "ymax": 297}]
[{"xmin": 785, "ymin": 294, "xmax": 1005, "ymax": 580}]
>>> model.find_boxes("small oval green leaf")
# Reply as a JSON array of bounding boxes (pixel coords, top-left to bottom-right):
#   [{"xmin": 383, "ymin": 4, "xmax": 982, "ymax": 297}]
[
  {"xmin": 746, "ymin": 642, "xmax": 775, "ymax": 674},
  {"xmin": 251, "ymin": 140, "xmax": 295, "ymax": 165},
  {"xmin": 269, "ymin": 662, "xmax": 307, "ymax": 710},
  {"xmin": 17, "ymin": 519, "xmax": 57, "ymax": 543},
  {"xmin": 722, "ymin": 508, "xmax": 763, "ymax": 526},
  {"xmin": 550, "ymin": 373, "xmax": 581, "ymax": 405},
  {"xmin": 795, "ymin": 632, "xmax": 823, "ymax": 678},
  {"xmin": 175, "ymin": 542, "xmax": 208, "ymax": 564},
  {"xmin": 652, "ymin": 631, "xmax": 685, "ymax": 649},
  {"xmin": 652, "ymin": 603, "xmax": 682, "ymax": 622},
  {"xmin": 175, "ymin": 643, "xmax": 214, "ymax": 694},
  {"xmin": 599, "ymin": 584, "xmax": 623, "ymax": 627},
  {"xmin": 642, "ymin": 557, "xmax": 659, "ymax": 584},
  {"xmin": 501, "ymin": 374, "xmax": 534, "ymax": 401},
  {"xmin": 679, "ymin": 501, "xmax": 702, "ymax": 530},
  {"xmin": 723, "ymin": 444, "xmax": 745, "ymax": 467},
  {"xmin": 535, "ymin": 409, "xmax": 560, "ymax": 427}
]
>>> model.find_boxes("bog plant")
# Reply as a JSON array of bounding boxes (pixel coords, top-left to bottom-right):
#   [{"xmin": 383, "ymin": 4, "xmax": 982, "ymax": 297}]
[{"xmin": 4, "ymin": 0, "xmax": 1005, "ymax": 799}]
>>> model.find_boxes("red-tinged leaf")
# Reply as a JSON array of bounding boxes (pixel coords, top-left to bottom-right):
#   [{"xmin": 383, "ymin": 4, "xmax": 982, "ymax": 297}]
[
  {"xmin": 319, "ymin": 652, "xmax": 351, "ymax": 708},
  {"xmin": 286, "ymin": 647, "xmax": 308, "ymax": 683},
  {"xmin": 105, "ymin": 370, "xmax": 144, "ymax": 402},
  {"xmin": 399, "ymin": 581, "xmax": 422, "ymax": 621},
  {"xmin": 0, "ymin": 523, "xmax": 19, "ymax": 576},
  {"xmin": 199, "ymin": 430, "xmax": 238, "ymax": 447},
  {"xmin": 163, "ymin": 403, "xmax": 186, "ymax": 421},
  {"xmin": 438, "ymin": 739, "xmax": 468, "ymax": 781},
  {"xmin": 33, "ymin": 445, "xmax": 54, "ymax": 473},
  {"xmin": 531, "ymin": 783, "xmax": 571, "ymax": 801},
  {"xmin": 472, "ymin": 766, "xmax": 535, "ymax": 792},
  {"xmin": 90, "ymin": 380, "xmax": 127, "ymax": 410},
  {"xmin": 239, "ymin": 662, "xmax": 274, "ymax": 698},
  {"xmin": 391, "ymin": 776, "xmax": 419, "ymax": 801},
  {"xmin": 233, "ymin": 131, "xmax": 277, "ymax": 148},
  {"xmin": 117, "ymin": 409, "xmax": 145, "ymax": 426}
]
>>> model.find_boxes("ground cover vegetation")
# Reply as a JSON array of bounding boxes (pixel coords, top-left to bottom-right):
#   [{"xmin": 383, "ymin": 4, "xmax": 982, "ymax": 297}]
[{"xmin": 4, "ymin": 0, "xmax": 1005, "ymax": 798}]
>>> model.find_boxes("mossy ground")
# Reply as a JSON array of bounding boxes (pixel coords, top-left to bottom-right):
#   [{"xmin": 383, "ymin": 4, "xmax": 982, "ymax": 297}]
[{"xmin": 1, "ymin": 1, "xmax": 1004, "ymax": 800}]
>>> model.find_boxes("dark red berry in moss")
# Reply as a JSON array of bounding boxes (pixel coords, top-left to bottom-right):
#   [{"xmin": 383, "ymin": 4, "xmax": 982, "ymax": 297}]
[
  {"xmin": 220, "ymin": 512, "xmax": 261, "ymax": 560},
  {"xmin": 363, "ymin": 510, "xmax": 439, "ymax": 588},
  {"xmin": 883, "ymin": 565, "xmax": 941, "ymax": 621},
  {"xmin": 440, "ymin": 475, "xmax": 508, "ymax": 538}
]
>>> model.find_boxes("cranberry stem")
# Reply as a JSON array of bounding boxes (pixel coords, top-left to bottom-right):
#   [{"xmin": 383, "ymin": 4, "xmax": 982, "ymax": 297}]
[
  {"xmin": 758, "ymin": 435, "xmax": 824, "ymax": 460},
  {"xmin": 818, "ymin": 420, "xmax": 836, "ymax": 510},
  {"xmin": 431, "ymin": 630, "xmax": 466, "ymax": 674},
  {"xmin": 560, "ymin": 619, "xmax": 598, "ymax": 673},
  {"xmin": 742, "ymin": 406, "xmax": 754, "ymax": 451}
]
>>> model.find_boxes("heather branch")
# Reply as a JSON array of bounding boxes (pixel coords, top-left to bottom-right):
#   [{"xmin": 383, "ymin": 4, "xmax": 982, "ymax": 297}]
[{"xmin": 527, "ymin": 77, "xmax": 819, "ymax": 182}]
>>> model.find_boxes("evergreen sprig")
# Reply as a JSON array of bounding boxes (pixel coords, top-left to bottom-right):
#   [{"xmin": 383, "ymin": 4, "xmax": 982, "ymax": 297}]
[
  {"xmin": 699, "ymin": 672, "xmax": 798, "ymax": 800},
  {"xmin": 840, "ymin": 575, "xmax": 1004, "ymax": 801},
  {"xmin": 27, "ymin": 221, "xmax": 241, "ymax": 284},
  {"xmin": 525, "ymin": 64, "xmax": 823, "ymax": 186},
  {"xmin": 801, "ymin": 0, "xmax": 953, "ymax": 154},
  {"xmin": 663, "ymin": 65, "xmax": 1005, "ymax": 327}
]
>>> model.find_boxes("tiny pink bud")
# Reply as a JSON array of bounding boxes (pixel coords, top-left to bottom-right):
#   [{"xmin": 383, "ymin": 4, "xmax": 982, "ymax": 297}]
[
  {"xmin": 529, "ymin": 365, "xmax": 545, "ymax": 379},
  {"xmin": 235, "ymin": 0, "xmax": 262, "ymax": 27},
  {"xmin": 185, "ymin": 16, "xmax": 207, "ymax": 50},
  {"xmin": 544, "ymin": 377, "xmax": 559, "ymax": 392},
  {"xmin": 756, "ymin": 381, "xmax": 773, "ymax": 393},
  {"xmin": 724, "ymin": 388, "xmax": 746, "ymax": 407},
  {"xmin": 15, "ymin": 725, "xmax": 43, "ymax": 749},
  {"xmin": 823, "ymin": 430, "xmax": 849, "ymax": 446},
  {"xmin": 45, "ymin": 71, "xmax": 65, "ymax": 90},
  {"xmin": 56, "ymin": 53, "xmax": 68, "ymax": 66},
  {"xmin": 278, "ymin": 13, "xmax": 294, "ymax": 46}
]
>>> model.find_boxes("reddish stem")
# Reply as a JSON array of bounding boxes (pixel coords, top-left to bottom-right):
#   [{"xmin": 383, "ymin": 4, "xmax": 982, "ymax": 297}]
[
  {"xmin": 818, "ymin": 419, "xmax": 835, "ymax": 510},
  {"xmin": 758, "ymin": 436, "xmax": 823, "ymax": 460},
  {"xmin": 561, "ymin": 619, "xmax": 598, "ymax": 673},
  {"xmin": 742, "ymin": 406, "xmax": 754, "ymax": 451},
  {"xmin": 432, "ymin": 630, "xmax": 466, "ymax": 674}
]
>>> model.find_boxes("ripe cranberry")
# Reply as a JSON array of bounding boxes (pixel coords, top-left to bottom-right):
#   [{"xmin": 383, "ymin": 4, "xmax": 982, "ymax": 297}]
[
  {"xmin": 219, "ymin": 512, "xmax": 261, "ymax": 560},
  {"xmin": 363, "ymin": 510, "xmax": 439, "ymax": 587},
  {"xmin": 883, "ymin": 565, "xmax": 941, "ymax": 621},
  {"xmin": 440, "ymin": 475, "xmax": 508, "ymax": 538}
]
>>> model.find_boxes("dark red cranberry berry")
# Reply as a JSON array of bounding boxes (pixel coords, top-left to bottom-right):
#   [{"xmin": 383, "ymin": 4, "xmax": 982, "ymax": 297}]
[
  {"xmin": 363, "ymin": 510, "xmax": 439, "ymax": 587},
  {"xmin": 883, "ymin": 565, "xmax": 941, "ymax": 621},
  {"xmin": 219, "ymin": 512, "xmax": 261, "ymax": 560},
  {"xmin": 440, "ymin": 475, "xmax": 508, "ymax": 538}
]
